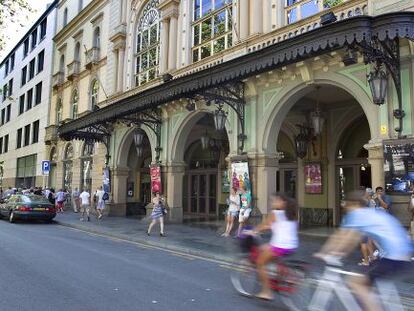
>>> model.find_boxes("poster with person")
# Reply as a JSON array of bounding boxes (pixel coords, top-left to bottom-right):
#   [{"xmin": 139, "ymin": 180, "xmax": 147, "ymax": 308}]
[
  {"xmin": 304, "ymin": 163, "xmax": 322, "ymax": 194},
  {"xmin": 102, "ymin": 167, "xmax": 110, "ymax": 193},
  {"xmin": 230, "ymin": 161, "xmax": 251, "ymax": 193},
  {"xmin": 150, "ymin": 165, "xmax": 162, "ymax": 193}
]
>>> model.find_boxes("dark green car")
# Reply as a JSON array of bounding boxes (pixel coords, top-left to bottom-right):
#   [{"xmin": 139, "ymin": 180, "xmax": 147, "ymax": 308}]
[{"xmin": 0, "ymin": 194, "xmax": 56, "ymax": 223}]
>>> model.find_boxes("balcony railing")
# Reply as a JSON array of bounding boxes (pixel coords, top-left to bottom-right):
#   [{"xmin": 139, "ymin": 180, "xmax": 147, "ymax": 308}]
[
  {"xmin": 85, "ymin": 47, "xmax": 100, "ymax": 69},
  {"xmin": 52, "ymin": 72, "xmax": 64, "ymax": 89},
  {"xmin": 67, "ymin": 61, "xmax": 80, "ymax": 81},
  {"xmin": 44, "ymin": 125, "xmax": 58, "ymax": 144}
]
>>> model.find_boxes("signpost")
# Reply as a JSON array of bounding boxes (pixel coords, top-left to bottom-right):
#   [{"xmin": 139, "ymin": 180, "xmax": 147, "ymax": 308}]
[{"xmin": 42, "ymin": 160, "xmax": 50, "ymax": 175}]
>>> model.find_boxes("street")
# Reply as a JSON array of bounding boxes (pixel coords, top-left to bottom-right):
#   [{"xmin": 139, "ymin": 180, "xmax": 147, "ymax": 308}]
[{"xmin": 0, "ymin": 221, "xmax": 285, "ymax": 311}]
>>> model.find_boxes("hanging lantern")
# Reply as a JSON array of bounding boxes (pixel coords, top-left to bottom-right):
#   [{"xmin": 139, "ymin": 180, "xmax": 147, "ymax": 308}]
[
  {"xmin": 135, "ymin": 145, "xmax": 144, "ymax": 158},
  {"xmin": 311, "ymin": 109, "xmax": 325, "ymax": 136},
  {"xmin": 133, "ymin": 129, "xmax": 145, "ymax": 147},
  {"xmin": 85, "ymin": 141, "xmax": 94, "ymax": 156},
  {"xmin": 200, "ymin": 131, "xmax": 210, "ymax": 150},
  {"xmin": 210, "ymin": 140, "xmax": 221, "ymax": 163},
  {"xmin": 214, "ymin": 108, "xmax": 227, "ymax": 131},
  {"xmin": 367, "ymin": 67, "xmax": 388, "ymax": 105},
  {"xmin": 295, "ymin": 128, "xmax": 310, "ymax": 159}
]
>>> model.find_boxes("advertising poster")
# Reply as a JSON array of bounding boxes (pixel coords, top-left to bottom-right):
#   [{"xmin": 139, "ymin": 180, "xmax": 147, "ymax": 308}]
[
  {"xmin": 150, "ymin": 165, "xmax": 162, "ymax": 194},
  {"xmin": 102, "ymin": 167, "xmax": 110, "ymax": 193},
  {"xmin": 304, "ymin": 163, "xmax": 322, "ymax": 194},
  {"xmin": 230, "ymin": 161, "xmax": 251, "ymax": 193}
]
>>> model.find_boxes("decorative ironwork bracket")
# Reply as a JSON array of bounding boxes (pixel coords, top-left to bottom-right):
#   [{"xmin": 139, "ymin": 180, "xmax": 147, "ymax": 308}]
[
  {"xmin": 190, "ymin": 82, "xmax": 246, "ymax": 153},
  {"xmin": 118, "ymin": 109, "xmax": 163, "ymax": 163},
  {"xmin": 354, "ymin": 37, "xmax": 404, "ymax": 136}
]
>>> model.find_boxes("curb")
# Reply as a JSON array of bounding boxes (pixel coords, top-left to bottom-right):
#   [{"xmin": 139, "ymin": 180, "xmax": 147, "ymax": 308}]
[{"xmin": 55, "ymin": 220, "xmax": 239, "ymax": 265}]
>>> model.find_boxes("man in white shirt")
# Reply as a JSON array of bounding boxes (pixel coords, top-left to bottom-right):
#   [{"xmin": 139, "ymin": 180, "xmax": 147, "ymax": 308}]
[
  {"xmin": 95, "ymin": 186, "xmax": 105, "ymax": 220},
  {"xmin": 72, "ymin": 187, "xmax": 80, "ymax": 213},
  {"xmin": 79, "ymin": 189, "xmax": 91, "ymax": 222}
]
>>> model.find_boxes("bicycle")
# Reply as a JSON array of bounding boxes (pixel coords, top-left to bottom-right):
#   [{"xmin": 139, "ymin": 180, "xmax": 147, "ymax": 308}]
[{"xmin": 230, "ymin": 231, "xmax": 310, "ymax": 310}]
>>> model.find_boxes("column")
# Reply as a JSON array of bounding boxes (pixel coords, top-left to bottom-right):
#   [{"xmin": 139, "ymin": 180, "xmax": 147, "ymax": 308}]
[
  {"xmin": 117, "ymin": 47, "xmax": 125, "ymax": 92},
  {"xmin": 365, "ymin": 142, "xmax": 385, "ymax": 188},
  {"xmin": 250, "ymin": 0, "xmax": 263, "ymax": 35},
  {"xmin": 160, "ymin": 18, "xmax": 170, "ymax": 74},
  {"xmin": 114, "ymin": 49, "xmax": 119, "ymax": 93},
  {"xmin": 239, "ymin": 0, "xmax": 249, "ymax": 40},
  {"xmin": 165, "ymin": 162, "xmax": 186, "ymax": 222},
  {"xmin": 121, "ymin": 0, "xmax": 127, "ymax": 24},
  {"xmin": 168, "ymin": 15, "xmax": 178, "ymax": 72},
  {"xmin": 275, "ymin": 0, "xmax": 285, "ymax": 28},
  {"xmin": 262, "ymin": 0, "xmax": 272, "ymax": 33},
  {"xmin": 109, "ymin": 166, "xmax": 129, "ymax": 216}
]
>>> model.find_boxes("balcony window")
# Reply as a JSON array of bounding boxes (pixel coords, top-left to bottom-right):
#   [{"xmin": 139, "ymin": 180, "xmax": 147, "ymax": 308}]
[
  {"xmin": 135, "ymin": 0, "xmax": 160, "ymax": 87},
  {"xmin": 56, "ymin": 98, "xmax": 63, "ymax": 124},
  {"xmin": 71, "ymin": 89, "xmax": 79, "ymax": 119},
  {"xmin": 192, "ymin": 0, "xmax": 232, "ymax": 63},
  {"xmin": 286, "ymin": 0, "xmax": 323, "ymax": 24}
]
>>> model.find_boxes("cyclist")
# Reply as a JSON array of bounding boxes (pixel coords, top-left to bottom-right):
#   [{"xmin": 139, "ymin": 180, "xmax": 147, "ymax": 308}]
[
  {"xmin": 315, "ymin": 190, "xmax": 413, "ymax": 311},
  {"xmin": 252, "ymin": 193, "xmax": 298, "ymax": 300}
]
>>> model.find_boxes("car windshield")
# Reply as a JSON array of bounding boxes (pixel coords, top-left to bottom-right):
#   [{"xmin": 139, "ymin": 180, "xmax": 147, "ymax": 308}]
[{"xmin": 21, "ymin": 195, "xmax": 49, "ymax": 203}]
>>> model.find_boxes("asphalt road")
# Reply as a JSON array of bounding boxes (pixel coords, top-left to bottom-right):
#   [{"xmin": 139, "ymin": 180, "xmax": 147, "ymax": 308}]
[{"xmin": 0, "ymin": 221, "xmax": 413, "ymax": 311}]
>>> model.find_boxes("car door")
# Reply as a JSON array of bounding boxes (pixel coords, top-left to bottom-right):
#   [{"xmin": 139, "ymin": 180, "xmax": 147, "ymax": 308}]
[{"xmin": 2, "ymin": 196, "xmax": 14, "ymax": 215}]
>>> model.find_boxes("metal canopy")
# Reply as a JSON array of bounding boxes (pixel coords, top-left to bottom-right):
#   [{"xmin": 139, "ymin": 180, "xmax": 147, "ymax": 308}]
[{"xmin": 59, "ymin": 12, "xmax": 414, "ymax": 139}]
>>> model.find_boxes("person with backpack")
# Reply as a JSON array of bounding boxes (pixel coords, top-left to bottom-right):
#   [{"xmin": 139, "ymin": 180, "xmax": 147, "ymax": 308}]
[{"xmin": 94, "ymin": 186, "xmax": 105, "ymax": 220}]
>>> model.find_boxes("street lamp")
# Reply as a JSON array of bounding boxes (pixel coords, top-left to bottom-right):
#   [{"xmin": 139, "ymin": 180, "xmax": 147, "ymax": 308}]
[
  {"xmin": 367, "ymin": 67, "xmax": 388, "ymax": 105},
  {"xmin": 85, "ymin": 141, "xmax": 94, "ymax": 155},
  {"xmin": 214, "ymin": 107, "xmax": 227, "ymax": 131},
  {"xmin": 295, "ymin": 126, "xmax": 310, "ymax": 159},
  {"xmin": 134, "ymin": 129, "xmax": 145, "ymax": 158},
  {"xmin": 310, "ymin": 102, "xmax": 325, "ymax": 136},
  {"xmin": 200, "ymin": 131, "xmax": 210, "ymax": 150}
]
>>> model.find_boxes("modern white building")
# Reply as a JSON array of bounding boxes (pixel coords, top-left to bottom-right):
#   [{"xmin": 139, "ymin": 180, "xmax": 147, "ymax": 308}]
[{"xmin": 0, "ymin": 1, "xmax": 58, "ymax": 189}]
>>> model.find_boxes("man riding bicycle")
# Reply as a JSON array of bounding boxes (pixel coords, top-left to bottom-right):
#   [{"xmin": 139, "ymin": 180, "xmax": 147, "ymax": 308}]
[{"xmin": 315, "ymin": 190, "xmax": 413, "ymax": 311}]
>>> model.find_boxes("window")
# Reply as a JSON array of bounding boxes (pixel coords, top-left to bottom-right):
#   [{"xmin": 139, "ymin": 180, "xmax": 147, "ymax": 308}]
[
  {"xmin": 93, "ymin": 27, "xmax": 101, "ymax": 49},
  {"xmin": 16, "ymin": 154, "xmax": 37, "ymax": 187},
  {"xmin": 4, "ymin": 59, "xmax": 9, "ymax": 77},
  {"xmin": 4, "ymin": 134, "xmax": 8, "ymax": 153},
  {"xmin": 286, "ymin": 0, "xmax": 322, "ymax": 24},
  {"xmin": 37, "ymin": 50, "xmax": 45, "ymax": 73},
  {"xmin": 56, "ymin": 98, "xmax": 63, "ymax": 124},
  {"xmin": 6, "ymin": 104, "xmax": 11, "ymax": 122},
  {"xmin": 35, "ymin": 82, "xmax": 42, "ymax": 105},
  {"xmin": 31, "ymin": 29, "xmax": 37, "ymax": 49},
  {"xmin": 63, "ymin": 8, "xmax": 68, "ymax": 27},
  {"xmin": 1, "ymin": 108, "xmax": 4, "ymax": 125},
  {"xmin": 74, "ymin": 43, "xmax": 81, "ymax": 62},
  {"xmin": 0, "ymin": 137, "xmax": 3, "ymax": 154},
  {"xmin": 16, "ymin": 128, "xmax": 22, "ymax": 148},
  {"xmin": 19, "ymin": 94, "xmax": 25, "ymax": 115},
  {"xmin": 2, "ymin": 84, "xmax": 6, "ymax": 101},
  {"xmin": 71, "ymin": 89, "xmax": 79, "ymax": 119},
  {"xmin": 78, "ymin": 0, "xmax": 83, "ymax": 12},
  {"xmin": 29, "ymin": 58, "xmax": 35, "ymax": 80},
  {"xmin": 24, "ymin": 124, "xmax": 30, "ymax": 146},
  {"xmin": 32, "ymin": 120, "xmax": 39, "ymax": 144},
  {"xmin": 21, "ymin": 66, "xmax": 27, "ymax": 86},
  {"xmin": 192, "ymin": 0, "xmax": 232, "ymax": 63},
  {"xmin": 40, "ymin": 18, "xmax": 47, "ymax": 39},
  {"xmin": 27, "ymin": 89, "xmax": 33, "ymax": 111},
  {"xmin": 23, "ymin": 38, "xmax": 29, "ymax": 57},
  {"xmin": 135, "ymin": 0, "xmax": 160, "ymax": 86},
  {"xmin": 90, "ymin": 79, "xmax": 99, "ymax": 109},
  {"xmin": 10, "ymin": 53, "xmax": 15, "ymax": 71},
  {"xmin": 59, "ymin": 55, "xmax": 65, "ymax": 74},
  {"xmin": 8, "ymin": 79, "xmax": 13, "ymax": 96},
  {"xmin": 63, "ymin": 144, "xmax": 74, "ymax": 191}
]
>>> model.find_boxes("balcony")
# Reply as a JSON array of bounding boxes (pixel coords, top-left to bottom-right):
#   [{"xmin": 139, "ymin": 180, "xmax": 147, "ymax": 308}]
[
  {"xmin": 52, "ymin": 72, "xmax": 64, "ymax": 89},
  {"xmin": 85, "ymin": 47, "xmax": 100, "ymax": 70},
  {"xmin": 67, "ymin": 61, "xmax": 80, "ymax": 81},
  {"xmin": 44, "ymin": 125, "xmax": 58, "ymax": 145}
]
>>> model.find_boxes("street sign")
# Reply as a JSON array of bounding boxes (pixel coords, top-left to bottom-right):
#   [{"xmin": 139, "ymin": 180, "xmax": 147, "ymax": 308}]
[{"xmin": 42, "ymin": 160, "xmax": 50, "ymax": 175}]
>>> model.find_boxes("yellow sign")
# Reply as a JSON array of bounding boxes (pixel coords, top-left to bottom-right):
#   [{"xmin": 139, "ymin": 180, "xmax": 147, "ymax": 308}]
[{"xmin": 380, "ymin": 125, "xmax": 387, "ymax": 135}]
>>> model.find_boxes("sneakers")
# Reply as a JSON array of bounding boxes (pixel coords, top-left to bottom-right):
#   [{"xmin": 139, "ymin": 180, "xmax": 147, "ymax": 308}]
[
  {"xmin": 98, "ymin": 215, "xmax": 103, "ymax": 220},
  {"xmin": 358, "ymin": 259, "xmax": 369, "ymax": 266}
]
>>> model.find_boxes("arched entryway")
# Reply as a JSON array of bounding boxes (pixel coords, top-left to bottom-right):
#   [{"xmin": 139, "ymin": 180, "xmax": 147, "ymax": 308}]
[
  {"xmin": 49, "ymin": 146, "xmax": 58, "ymax": 188},
  {"xmin": 80, "ymin": 142, "xmax": 94, "ymax": 191},
  {"xmin": 63, "ymin": 144, "xmax": 74, "ymax": 191}
]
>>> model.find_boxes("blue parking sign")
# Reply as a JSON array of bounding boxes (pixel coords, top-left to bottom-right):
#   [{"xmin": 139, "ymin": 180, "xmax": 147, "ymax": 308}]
[{"xmin": 42, "ymin": 160, "xmax": 50, "ymax": 175}]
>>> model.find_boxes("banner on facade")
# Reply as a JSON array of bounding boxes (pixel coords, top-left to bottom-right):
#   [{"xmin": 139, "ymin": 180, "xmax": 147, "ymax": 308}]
[
  {"xmin": 304, "ymin": 163, "xmax": 322, "ymax": 194},
  {"xmin": 383, "ymin": 139, "xmax": 414, "ymax": 193},
  {"xmin": 102, "ymin": 167, "xmax": 110, "ymax": 193},
  {"xmin": 150, "ymin": 165, "xmax": 162, "ymax": 194},
  {"xmin": 230, "ymin": 161, "xmax": 251, "ymax": 193}
]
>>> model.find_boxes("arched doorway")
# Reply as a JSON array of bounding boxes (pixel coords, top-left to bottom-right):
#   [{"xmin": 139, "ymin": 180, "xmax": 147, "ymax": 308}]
[
  {"xmin": 276, "ymin": 130, "xmax": 297, "ymax": 198},
  {"xmin": 63, "ymin": 144, "xmax": 74, "ymax": 191},
  {"xmin": 49, "ymin": 146, "xmax": 58, "ymax": 188},
  {"xmin": 80, "ymin": 142, "xmax": 94, "ymax": 191},
  {"xmin": 181, "ymin": 114, "xmax": 229, "ymax": 218}
]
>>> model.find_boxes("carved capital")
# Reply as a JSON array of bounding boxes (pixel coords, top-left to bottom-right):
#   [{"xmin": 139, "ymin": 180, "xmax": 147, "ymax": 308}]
[{"xmin": 159, "ymin": 0, "xmax": 180, "ymax": 20}]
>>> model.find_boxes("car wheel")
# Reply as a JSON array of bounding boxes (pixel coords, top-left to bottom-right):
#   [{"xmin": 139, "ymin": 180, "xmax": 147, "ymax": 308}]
[{"xmin": 9, "ymin": 211, "xmax": 15, "ymax": 223}]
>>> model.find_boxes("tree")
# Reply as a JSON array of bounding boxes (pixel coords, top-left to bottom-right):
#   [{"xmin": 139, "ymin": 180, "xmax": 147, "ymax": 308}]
[
  {"xmin": 0, "ymin": 0, "xmax": 34, "ymax": 51},
  {"xmin": 323, "ymin": 0, "xmax": 343, "ymax": 8}
]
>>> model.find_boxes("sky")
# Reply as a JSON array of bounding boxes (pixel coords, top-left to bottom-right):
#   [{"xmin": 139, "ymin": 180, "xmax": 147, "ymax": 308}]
[{"xmin": 0, "ymin": 0, "xmax": 51, "ymax": 60}]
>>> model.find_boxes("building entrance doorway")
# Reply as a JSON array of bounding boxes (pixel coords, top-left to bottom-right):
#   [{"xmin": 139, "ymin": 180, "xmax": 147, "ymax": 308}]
[
  {"xmin": 184, "ymin": 172, "xmax": 217, "ymax": 215},
  {"xmin": 277, "ymin": 168, "xmax": 297, "ymax": 199}
]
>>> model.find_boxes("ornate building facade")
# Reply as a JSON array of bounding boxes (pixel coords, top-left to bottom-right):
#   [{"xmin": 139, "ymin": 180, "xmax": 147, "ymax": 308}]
[{"xmin": 53, "ymin": 0, "xmax": 414, "ymax": 225}]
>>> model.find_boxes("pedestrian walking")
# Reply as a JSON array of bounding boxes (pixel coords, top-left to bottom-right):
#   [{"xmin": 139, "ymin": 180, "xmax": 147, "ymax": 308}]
[
  {"xmin": 147, "ymin": 193, "xmax": 166, "ymax": 237},
  {"xmin": 222, "ymin": 187, "xmax": 240, "ymax": 237},
  {"xmin": 79, "ymin": 189, "xmax": 91, "ymax": 222},
  {"xmin": 48, "ymin": 188, "xmax": 56, "ymax": 205},
  {"xmin": 56, "ymin": 189, "xmax": 66, "ymax": 212},
  {"xmin": 94, "ymin": 186, "xmax": 105, "ymax": 220},
  {"xmin": 72, "ymin": 187, "xmax": 80, "ymax": 213},
  {"xmin": 237, "ymin": 186, "xmax": 252, "ymax": 236}
]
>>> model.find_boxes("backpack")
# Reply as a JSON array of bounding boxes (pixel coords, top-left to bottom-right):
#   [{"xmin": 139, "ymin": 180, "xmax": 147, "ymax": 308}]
[{"xmin": 102, "ymin": 192, "xmax": 109, "ymax": 201}]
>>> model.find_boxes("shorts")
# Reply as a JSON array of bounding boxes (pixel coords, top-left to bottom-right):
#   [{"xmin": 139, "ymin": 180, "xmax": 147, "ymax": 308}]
[
  {"xmin": 57, "ymin": 201, "xmax": 64, "ymax": 208},
  {"xmin": 227, "ymin": 210, "xmax": 239, "ymax": 217},
  {"xmin": 239, "ymin": 208, "xmax": 251, "ymax": 222},
  {"xmin": 96, "ymin": 201, "xmax": 105, "ymax": 210},
  {"xmin": 81, "ymin": 204, "xmax": 90, "ymax": 212},
  {"xmin": 270, "ymin": 246, "xmax": 296, "ymax": 257},
  {"xmin": 367, "ymin": 258, "xmax": 412, "ymax": 283}
]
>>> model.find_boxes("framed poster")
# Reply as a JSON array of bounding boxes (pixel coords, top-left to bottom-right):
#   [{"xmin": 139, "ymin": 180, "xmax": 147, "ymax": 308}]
[
  {"xmin": 304, "ymin": 163, "xmax": 322, "ymax": 194},
  {"xmin": 102, "ymin": 167, "xmax": 110, "ymax": 193},
  {"xmin": 230, "ymin": 161, "xmax": 251, "ymax": 193},
  {"xmin": 150, "ymin": 165, "xmax": 162, "ymax": 194}
]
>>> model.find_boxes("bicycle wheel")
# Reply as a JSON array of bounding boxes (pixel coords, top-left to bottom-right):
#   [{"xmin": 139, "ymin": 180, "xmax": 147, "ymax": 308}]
[{"xmin": 230, "ymin": 259, "xmax": 261, "ymax": 297}]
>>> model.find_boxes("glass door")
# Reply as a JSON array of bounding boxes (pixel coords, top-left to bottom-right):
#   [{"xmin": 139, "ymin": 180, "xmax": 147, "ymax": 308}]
[{"xmin": 186, "ymin": 172, "xmax": 218, "ymax": 215}]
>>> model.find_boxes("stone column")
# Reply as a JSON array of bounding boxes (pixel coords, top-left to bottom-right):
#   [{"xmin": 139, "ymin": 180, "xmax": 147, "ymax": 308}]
[
  {"xmin": 121, "ymin": 0, "xmax": 127, "ymax": 24},
  {"xmin": 239, "ymin": 0, "xmax": 249, "ymax": 40},
  {"xmin": 109, "ymin": 166, "xmax": 129, "ymax": 216},
  {"xmin": 168, "ymin": 14, "xmax": 178, "ymax": 71},
  {"xmin": 117, "ymin": 46, "xmax": 125, "ymax": 92},
  {"xmin": 160, "ymin": 18, "xmax": 170, "ymax": 74},
  {"xmin": 365, "ymin": 142, "xmax": 384, "ymax": 189},
  {"xmin": 262, "ymin": 0, "xmax": 272, "ymax": 33},
  {"xmin": 165, "ymin": 162, "xmax": 186, "ymax": 222},
  {"xmin": 296, "ymin": 158, "xmax": 305, "ymax": 209},
  {"xmin": 275, "ymin": 0, "xmax": 285, "ymax": 28},
  {"xmin": 250, "ymin": 0, "xmax": 263, "ymax": 35}
]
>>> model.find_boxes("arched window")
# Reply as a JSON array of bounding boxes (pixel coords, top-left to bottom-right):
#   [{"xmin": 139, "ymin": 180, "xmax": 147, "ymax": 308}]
[
  {"xmin": 135, "ymin": 0, "xmax": 160, "ymax": 86},
  {"xmin": 74, "ymin": 42, "xmax": 81, "ymax": 62},
  {"xmin": 71, "ymin": 89, "xmax": 79, "ymax": 119},
  {"xmin": 192, "ymin": 0, "xmax": 232, "ymax": 62},
  {"xmin": 93, "ymin": 27, "xmax": 101, "ymax": 49},
  {"xmin": 90, "ymin": 79, "xmax": 99, "ymax": 109},
  {"xmin": 63, "ymin": 8, "xmax": 68, "ymax": 27},
  {"xmin": 81, "ymin": 142, "xmax": 94, "ymax": 191},
  {"xmin": 64, "ymin": 144, "xmax": 74, "ymax": 160},
  {"xmin": 56, "ymin": 98, "xmax": 63, "ymax": 124}
]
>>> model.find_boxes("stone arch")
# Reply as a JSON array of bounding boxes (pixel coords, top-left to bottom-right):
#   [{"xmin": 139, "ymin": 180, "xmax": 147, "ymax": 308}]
[
  {"xmin": 261, "ymin": 73, "xmax": 377, "ymax": 154},
  {"xmin": 115, "ymin": 125, "xmax": 157, "ymax": 167}
]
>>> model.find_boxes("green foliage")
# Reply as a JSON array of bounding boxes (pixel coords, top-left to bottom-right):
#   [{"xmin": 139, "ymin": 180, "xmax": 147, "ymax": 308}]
[
  {"xmin": 0, "ymin": 0, "xmax": 34, "ymax": 51},
  {"xmin": 323, "ymin": 0, "xmax": 343, "ymax": 8}
]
